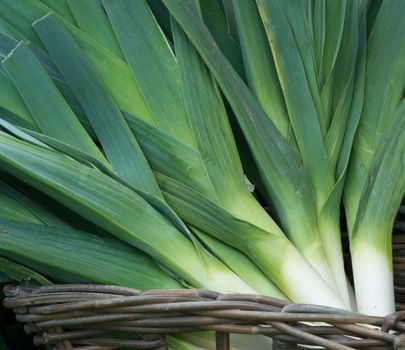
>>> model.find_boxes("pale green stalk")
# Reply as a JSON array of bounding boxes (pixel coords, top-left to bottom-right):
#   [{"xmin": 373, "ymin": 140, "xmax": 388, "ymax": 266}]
[{"xmin": 350, "ymin": 103, "xmax": 405, "ymax": 315}]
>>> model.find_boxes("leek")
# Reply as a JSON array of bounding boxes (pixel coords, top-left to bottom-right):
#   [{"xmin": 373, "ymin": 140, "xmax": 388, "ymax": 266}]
[
  {"xmin": 344, "ymin": 0, "xmax": 405, "ymax": 315},
  {"xmin": 0, "ymin": 0, "xmax": 402, "ymax": 323}
]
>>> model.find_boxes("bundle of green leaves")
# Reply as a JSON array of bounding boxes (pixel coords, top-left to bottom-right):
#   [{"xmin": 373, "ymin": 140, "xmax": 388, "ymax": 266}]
[{"xmin": 0, "ymin": 5, "xmax": 403, "ymax": 345}]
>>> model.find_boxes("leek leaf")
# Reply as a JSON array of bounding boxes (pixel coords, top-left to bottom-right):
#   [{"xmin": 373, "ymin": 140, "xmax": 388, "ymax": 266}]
[
  {"xmin": 172, "ymin": 10, "xmax": 277, "ymax": 231},
  {"xmin": 34, "ymin": 13, "xmax": 162, "ymax": 198},
  {"xmin": 0, "ymin": 256, "xmax": 51, "ymax": 285},
  {"xmin": 257, "ymin": 0, "xmax": 334, "ymax": 209},
  {"xmin": 0, "ymin": 31, "xmax": 18, "ymax": 55},
  {"xmin": 0, "ymin": 16, "xmax": 26, "ymax": 42},
  {"xmin": 0, "ymin": 0, "xmax": 154, "ymax": 121},
  {"xmin": 0, "ymin": 178, "xmax": 68, "ymax": 227},
  {"xmin": 324, "ymin": 0, "xmax": 358, "ymax": 169},
  {"xmin": 0, "ymin": 24, "xmax": 61, "ymax": 82},
  {"xmin": 221, "ymin": 0, "xmax": 239, "ymax": 43},
  {"xmin": 277, "ymin": 0, "xmax": 324, "ymax": 137},
  {"xmin": 0, "ymin": 116, "xmax": 200, "ymax": 242},
  {"xmin": 38, "ymin": 0, "xmax": 76, "ymax": 23},
  {"xmin": 0, "ymin": 0, "xmax": 46, "ymax": 47},
  {"xmin": 311, "ymin": 0, "xmax": 326, "ymax": 73},
  {"xmin": 352, "ymin": 103, "xmax": 405, "ymax": 243},
  {"xmin": 0, "ymin": 69, "xmax": 36, "ymax": 126},
  {"xmin": 0, "ymin": 108, "xmax": 36, "ymax": 131},
  {"xmin": 320, "ymin": 0, "xmax": 346, "ymax": 87},
  {"xmin": 102, "ymin": 0, "xmax": 194, "ymax": 147},
  {"xmin": 0, "ymin": 218, "xmax": 181, "ymax": 289},
  {"xmin": 318, "ymin": 0, "xmax": 346, "ymax": 131},
  {"xmin": 0, "ymin": 172, "xmax": 110, "ymax": 235},
  {"xmin": 0, "ymin": 183, "xmax": 43, "ymax": 224},
  {"xmin": 201, "ymin": 3, "xmax": 244, "ymax": 79},
  {"xmin": 67, "ymin": 0, "xmax": 123, "ymax": 58},
  {"xmin": 336, "ymin": 3, "xmax": 366, "ymax": 227},
  {"xmin": 125, "ymin": 114, "xmax": 212, "ymax": 198},
  {"xmin": 232, "ymin": 0, "xmax": 290, "ymax": 140},
  {"xmin": 2, "ymin": 41, "xmax": 107, "ymax": 166}
]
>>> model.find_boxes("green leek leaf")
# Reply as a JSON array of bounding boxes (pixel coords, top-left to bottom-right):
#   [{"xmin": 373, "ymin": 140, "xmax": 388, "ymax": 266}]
[
  {"xmin": 103, "ymin": 0, "xmax": 194, "ymax": 147},
  {"xmin": 34, "ymin": 14, "xmax": 162, "ymax": 197},
  {"xmin": 2, "ymin": 41, "xmax": 106, "ymax": 166},
  {"xmin": 0, "ymin": 218, "xmax": 181, "ymax": 289},
  {"xmin": 67, "ymin": 0, "xmax": 124, "ymax": 58},
  {"xmin": 0, "ymin": 256, "xmax": 50, "ymax": 285}
]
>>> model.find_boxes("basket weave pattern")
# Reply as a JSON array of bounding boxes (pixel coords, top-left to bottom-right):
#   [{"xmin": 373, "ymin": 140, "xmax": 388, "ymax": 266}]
[{"xmin": 3, "ymin": 282, "xmax": 405, "ymax": 350}]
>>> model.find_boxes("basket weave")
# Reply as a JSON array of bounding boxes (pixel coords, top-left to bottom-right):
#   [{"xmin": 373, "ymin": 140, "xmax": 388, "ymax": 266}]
[
  {"xmin": 3, "ymin": 283, "xmax": 405, "ymax": 350},
  {"xmin": 3, "ymin": 205, "xmax": 405, "ymax": 350}
]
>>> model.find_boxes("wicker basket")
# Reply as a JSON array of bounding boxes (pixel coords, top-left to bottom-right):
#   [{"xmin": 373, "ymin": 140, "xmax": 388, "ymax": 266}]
[{"xmin": 3, "ymin": 205, "xmax": 405, "ymax": 350}]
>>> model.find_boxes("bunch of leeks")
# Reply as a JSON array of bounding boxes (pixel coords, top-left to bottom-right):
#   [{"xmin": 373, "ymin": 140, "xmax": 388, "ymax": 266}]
[{"xmin": 0, "ymin": 0, "xmax": 402, "ymax": 332}]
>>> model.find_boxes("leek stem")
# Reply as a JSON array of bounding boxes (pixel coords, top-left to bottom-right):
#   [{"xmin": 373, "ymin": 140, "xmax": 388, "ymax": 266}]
[{"xmin": 351, "ymin": 238, "xmax": 394, "ymax": 315}]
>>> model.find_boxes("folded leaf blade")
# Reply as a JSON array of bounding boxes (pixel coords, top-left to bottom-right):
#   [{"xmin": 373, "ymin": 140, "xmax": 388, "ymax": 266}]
[
  {"xmin": 67, "ymin": 0, "xmax": 124, "ymax": 58},
  {"xmin": 33, "ymin": 13, "xmax": 162, "ymax": 198},
  {"xmin": 0, "ymin": 218, "xmax": 181, "ymax": 289},
  {"xmin": 103, "ymin": 0, "xmax": 195, "ymax": 147},
  {"xmin": 2, "ymin": 41, "xmax": 107, "ymax": 166}
]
